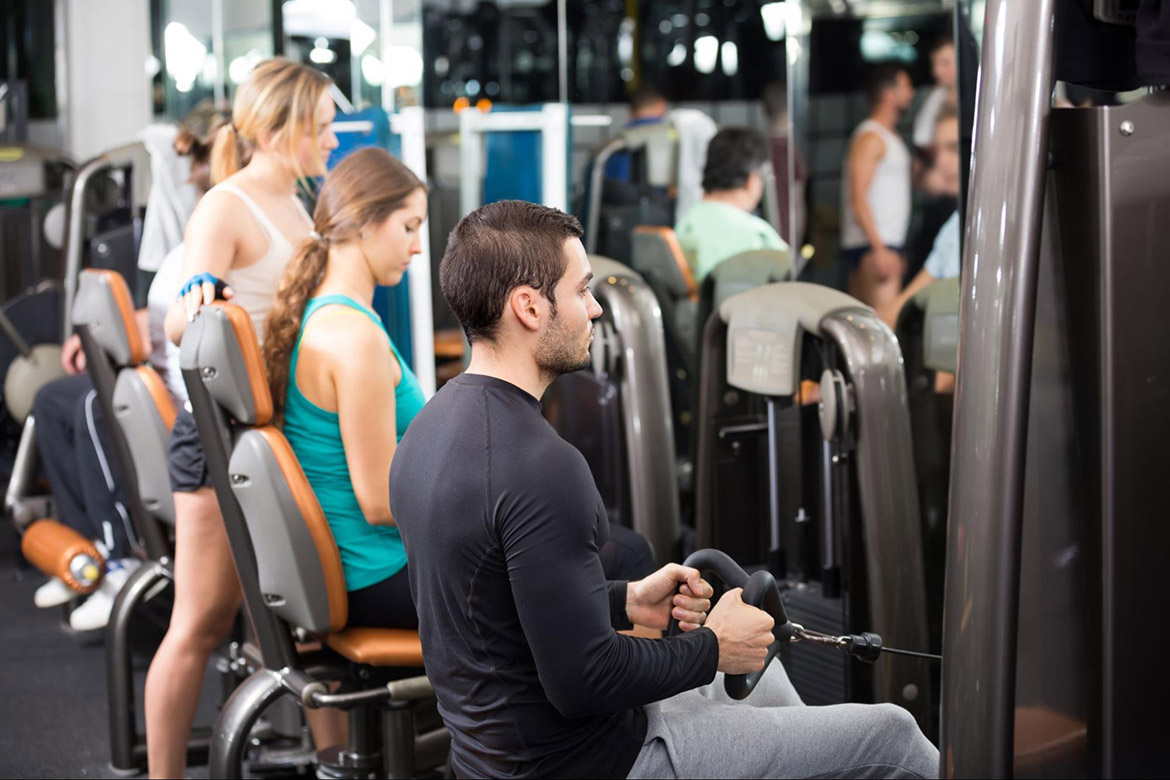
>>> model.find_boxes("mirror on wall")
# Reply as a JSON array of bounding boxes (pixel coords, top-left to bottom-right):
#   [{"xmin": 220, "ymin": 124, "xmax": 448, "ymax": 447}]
[
  {"xmin": 152, "ymin": 0, "xmax": 275, "ymax": 118},
  {"xmin": 281, "ymin": 0, "xmax": 425, "ymax": 111},
  {"xmin": 785, "ymin": 0, "xmax": 967, "ymax": 696},
  {"xmin": 785, "ymin": 0, "xmax": 957, "ymax": 293}
]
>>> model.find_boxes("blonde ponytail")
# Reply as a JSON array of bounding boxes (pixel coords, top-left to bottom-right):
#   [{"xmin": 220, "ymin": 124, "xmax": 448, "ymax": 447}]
[{"xmin": 209, "ymin": 123, "xmax": 244, "ymax": 185}]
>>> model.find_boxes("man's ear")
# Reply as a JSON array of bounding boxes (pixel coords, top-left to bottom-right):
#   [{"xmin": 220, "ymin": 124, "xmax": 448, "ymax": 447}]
[{"xmin": 508, "ymin": 286, "xmax": 543, "ymax": 333}]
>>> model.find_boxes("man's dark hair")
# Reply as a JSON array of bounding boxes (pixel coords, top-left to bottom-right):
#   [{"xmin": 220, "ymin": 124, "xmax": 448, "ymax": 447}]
[
  {"xmin": 868, "ymin": 64, "xmax": 908, "ymax": 107},
  {"xmin": 440, "ymin": 200, "xmax": 584, "ymax": 344},
  {"xmin": 629, "ymin": 84, "xmax": 667, "ymax": 114},
  {"xmin": 930, "ymin": 30, "xmax": 954, "ymax": 54},
  {"xmin": 761, "ymin": 80, "xmax": 787, "ymax": 123},
  {"xmin": 701, "ymin": 127, "xmax": 769, "ymax": 193}
]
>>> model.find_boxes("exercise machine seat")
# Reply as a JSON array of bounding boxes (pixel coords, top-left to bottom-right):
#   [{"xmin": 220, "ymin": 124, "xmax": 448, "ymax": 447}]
[
  {"xmin": 192, "ymin": 302, "xmax": 425, "ymax": 667},
  {"xmin": 71, "ymin": 269, "xmax": 147, "ymax": 368},
  {"xmin": 631, "ymin": 226, "xmax": 698, "ymax": 303},
  {"xmin": 631, "ymin": 226, "xmax": 700, "ymax": 363},
  {"xmin": 74, "ymin": 269, "xmax": 177, "ymax": 524},
  {"xmin": 324, "ymin": 628, "xmax": 424, "ymax": 667}
]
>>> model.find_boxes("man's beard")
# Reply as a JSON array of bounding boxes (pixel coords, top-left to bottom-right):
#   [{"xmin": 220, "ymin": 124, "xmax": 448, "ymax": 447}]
[{"xmin": 536, "ymin": 312, "xmax": 592, "ymax": 378}]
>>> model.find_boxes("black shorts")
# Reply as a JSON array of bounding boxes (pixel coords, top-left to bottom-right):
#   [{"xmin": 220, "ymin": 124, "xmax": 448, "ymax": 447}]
[
  {"xmin": 347, "ymin": 567, "xmax": 419, "ymax": 629},
  {"xmin": 167, "ymin": 406, "xmax": 212, "ymax": 493},
  {"xmin": 842, "ymin": 244, "xmax": 903, "ymax": 270}
]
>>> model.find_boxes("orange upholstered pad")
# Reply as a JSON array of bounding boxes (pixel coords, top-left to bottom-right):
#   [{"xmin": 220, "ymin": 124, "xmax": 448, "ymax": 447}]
[
  {"xmin": 325, "ymin": 628, "xmax": 425, "ymax": 667},
  {"xmin": 207, "ymin": 302, "xmax": 274, "ymax": 426},
  {"xmin": 21, "ymin": 519, "xmax": 106, "ymax": 593},
  {"xmin": 84, "ymin": 269, "xmax": 148, "ymax": 365}
]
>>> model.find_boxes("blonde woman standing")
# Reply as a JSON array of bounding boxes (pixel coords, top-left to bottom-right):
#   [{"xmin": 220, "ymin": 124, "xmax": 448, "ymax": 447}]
[{"xmin": 147, "ymin": 58, "xmax": 338, "ymax": 778}]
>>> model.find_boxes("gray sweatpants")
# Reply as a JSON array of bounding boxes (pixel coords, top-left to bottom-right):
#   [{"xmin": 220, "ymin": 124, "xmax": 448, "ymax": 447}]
[{"xmin": 627, "ymin": 663, "xmax": 939, "ymax": 779}]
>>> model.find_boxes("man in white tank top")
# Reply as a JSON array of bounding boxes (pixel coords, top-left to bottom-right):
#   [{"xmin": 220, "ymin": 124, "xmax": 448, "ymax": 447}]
[{"xmin": 841, "ymin": 65, "xmax": 915, "ymax": 310}]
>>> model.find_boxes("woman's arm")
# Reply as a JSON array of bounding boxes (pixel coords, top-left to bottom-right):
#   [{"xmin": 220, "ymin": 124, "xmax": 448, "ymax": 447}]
[
  {"xmin": 330, "ymin": 317, "xmax": 401, "ymax": 526},
  {"xmin": 165, "ymin": 191, "xmax": 241, "ymax": 346}
]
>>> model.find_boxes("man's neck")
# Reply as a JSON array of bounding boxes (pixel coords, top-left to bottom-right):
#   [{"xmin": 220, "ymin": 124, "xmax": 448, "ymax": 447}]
[
  {"xmin": 703, "ymin": 188, "xmax": 756, "ymax": 213},
  {"xmin": 465, "ymin": 343, "xmax": 551, "ymax": 401},
  {"xmin": 870, "ymin": 104, "xmax": 900, "ymax": 130}
]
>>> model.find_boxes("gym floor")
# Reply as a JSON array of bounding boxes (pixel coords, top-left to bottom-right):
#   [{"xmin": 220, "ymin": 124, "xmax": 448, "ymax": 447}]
[{"xmin": 0, "ymin": 526, "xmax": 218, "ymax": 779}]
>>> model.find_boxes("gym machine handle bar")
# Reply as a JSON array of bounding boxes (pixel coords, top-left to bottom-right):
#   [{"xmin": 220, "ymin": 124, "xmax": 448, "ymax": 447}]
[{"xmin": 667, "ymin": 549, "xmax": 940, "ymax": 700}]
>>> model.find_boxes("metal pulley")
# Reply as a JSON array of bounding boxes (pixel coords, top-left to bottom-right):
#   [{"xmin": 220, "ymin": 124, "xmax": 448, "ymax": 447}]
[{"xmin": 817, "ymin": 368, "xmax": 853, "ymax": 442}]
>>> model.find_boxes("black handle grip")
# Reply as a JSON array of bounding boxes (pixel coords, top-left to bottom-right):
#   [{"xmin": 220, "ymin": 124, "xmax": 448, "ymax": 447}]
[{"xmin": 670, "ymin": 549, "xmax": 796, "ymax": 700}]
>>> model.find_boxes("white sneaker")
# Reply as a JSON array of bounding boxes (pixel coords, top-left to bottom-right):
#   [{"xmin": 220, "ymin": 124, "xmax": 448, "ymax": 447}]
[
  {"xmin": 33, "ymin": 576, "xmax": 82, "ymax": 609},
  {"xmin": 68, "ymin": 558, "xmax": 142, "ymax": 632}
]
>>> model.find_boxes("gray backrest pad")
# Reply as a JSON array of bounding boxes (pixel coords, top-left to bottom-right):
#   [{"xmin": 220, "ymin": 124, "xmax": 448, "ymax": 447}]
[
  {"xmin": 229, "ymin": 429, "xmax": 333, "ymax": 634},
  {"xmin": 918, "ymin": 277, "xmax": 961, "ymax": 374},
  {"xmin": 718, "ymin": 282, "xmax": 869, "ymax": 396},
  {"xmin": 112, "ymin": 370, "xmax": 175, "ymax": 524},
  {"xmin": 179, "ymin": 308, "xmax": 258, "ymax": 424},
  {"xmin": 631, "ymin": 231, "xmax": 690, "ymax": 300},
  {"xmin": 710, "ymin": 249, "xmax": 793, "ymax": 311},
  {"xmin": 72, "ymin": 273, "xmax": 133, "ymax": 367}
]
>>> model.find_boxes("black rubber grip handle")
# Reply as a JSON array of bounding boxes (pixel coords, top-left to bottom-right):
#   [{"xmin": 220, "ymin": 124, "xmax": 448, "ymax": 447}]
[{"xmin": 670, "ymin": 549, "xmax": 796, "ymax": 700}]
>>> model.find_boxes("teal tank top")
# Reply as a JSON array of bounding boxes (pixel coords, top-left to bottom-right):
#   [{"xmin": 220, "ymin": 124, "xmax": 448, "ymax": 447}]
[{"xmin": 283, "ymin": 294, "xmax": 427, "ymax": 591}]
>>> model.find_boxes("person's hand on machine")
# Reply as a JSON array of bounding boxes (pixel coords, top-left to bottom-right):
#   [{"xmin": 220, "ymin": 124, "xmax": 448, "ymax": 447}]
[
  {"xmin": 704, "ymin": 588, "xmax": 776, "ymax": 675},
  {"xmin": 60, "ymin": 333, "xmax": 86, "ymax": 375},
  {"xmin": 178, "ymin": 272, "xmax": 233, "ymax": 321},
  {"xmin": 625, "ymin": 564, "xmax": 714, "ymax": 631}
]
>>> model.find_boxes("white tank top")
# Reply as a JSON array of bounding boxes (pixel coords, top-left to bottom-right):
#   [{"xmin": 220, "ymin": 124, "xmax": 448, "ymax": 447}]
[
  {"xmin": 212, "ymin": 182, "xmax": 312, "ymax": 343},
  {"xmin": 841, "ymin": 119, "xmax": 911, "ymax": 250}
]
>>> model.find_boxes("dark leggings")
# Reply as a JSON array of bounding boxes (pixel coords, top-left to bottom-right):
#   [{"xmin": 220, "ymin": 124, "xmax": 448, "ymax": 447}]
[
  {"xmin": 347, "ymin": 566, "xmax": 418, "ymax": 629},
  {"xmin": 32, "ymin": 374, "xmax": 135, "ymax": 558}
]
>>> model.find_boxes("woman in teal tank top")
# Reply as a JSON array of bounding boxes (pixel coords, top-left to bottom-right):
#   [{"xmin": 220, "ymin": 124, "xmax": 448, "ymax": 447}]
[{"xmin": 262, "ymin": 148, "xmax": 427, "ymax": 629}]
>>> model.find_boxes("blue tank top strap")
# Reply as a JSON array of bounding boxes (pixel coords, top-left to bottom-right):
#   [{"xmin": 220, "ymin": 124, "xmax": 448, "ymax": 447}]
[
  {"xmin": 301, "ymin": 294, "xmax": 385, "ymax": 331},
  {"xmin": 290, "ymin": 295, "xmax": 387, "ymax": 381}
]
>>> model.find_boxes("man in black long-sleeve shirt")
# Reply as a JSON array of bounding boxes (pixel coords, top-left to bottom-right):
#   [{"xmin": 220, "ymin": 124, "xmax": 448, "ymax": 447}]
[{"xmin": 390, "ymin": 201, "xmax": 938, "ymax": 779}]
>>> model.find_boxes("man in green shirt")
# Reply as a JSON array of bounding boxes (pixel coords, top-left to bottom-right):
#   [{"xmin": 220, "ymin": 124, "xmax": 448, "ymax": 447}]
[{"xmin": 674, "ymin": 127, "xmax": 788, "ymax": 282}]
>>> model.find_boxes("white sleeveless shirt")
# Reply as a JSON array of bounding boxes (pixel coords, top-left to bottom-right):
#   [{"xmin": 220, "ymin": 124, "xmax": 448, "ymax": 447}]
[
  {"xmin": 212, "ymin": 182, "xmax": 312, "ymax": 343},
  {"xmin": 841, "ymin": 119, "xmax": 911, "ymax": 250}
]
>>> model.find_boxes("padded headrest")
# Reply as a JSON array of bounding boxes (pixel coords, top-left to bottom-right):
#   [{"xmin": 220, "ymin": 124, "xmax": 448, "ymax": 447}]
[
  {"xmin": 718, "ymin": 282, "xmax": 868, "ymax": 397},
  {"xmin": 709, "ymin": 249, "xmax": 793, "ymax": 311},
  {"xmin": 619, "ymin": 123, "xmax": 678, "ymax": 188},
  {"xmin": 915, "ymin": 277, "xmax": 961, "ymax": 374},
  {"xmin": 71, "ymin": 270, "xmax": 147, "ymax": 367},
  {"xmin": 229, "ymin": 426, "xmax": 347, "ymax": 634},
  {"xmin": 631, "ymin": 227, "xmax": 698, "ymax": 301},
  {"xmin": 588, "ymin": 255, "xmax": 640, "ymax": 285},
  {"xmin": 179, "ymin": 303, "xmax": 273, "ymax": 426}
]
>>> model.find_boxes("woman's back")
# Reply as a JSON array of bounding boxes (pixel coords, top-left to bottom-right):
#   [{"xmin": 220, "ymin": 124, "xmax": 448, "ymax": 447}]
[{"xmin": 283, "ymin": 294, "xmax": 426, "ymax": 591}]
